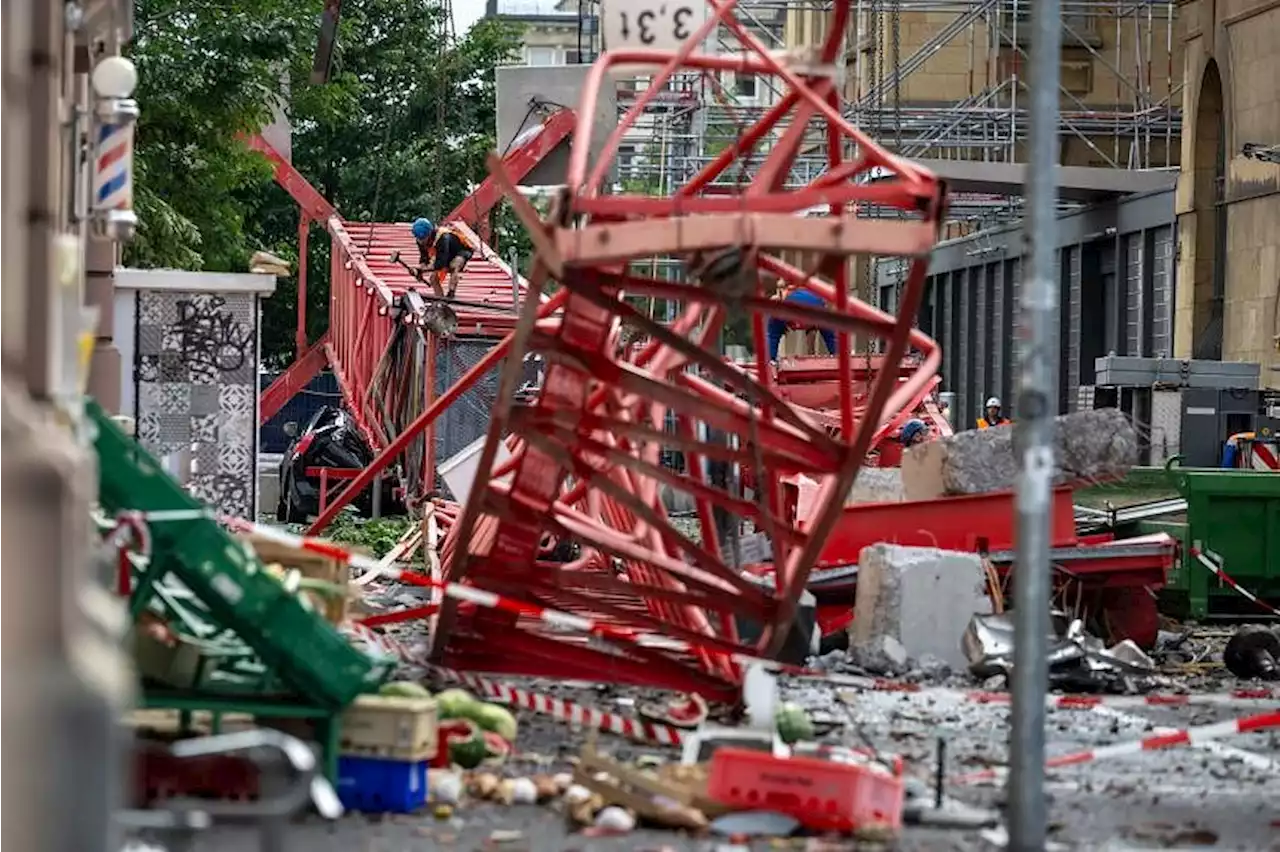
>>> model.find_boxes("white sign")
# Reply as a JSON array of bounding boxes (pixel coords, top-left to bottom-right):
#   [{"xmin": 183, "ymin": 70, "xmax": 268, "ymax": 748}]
[{"xmin": 601, "ymin": 0, "xmax": 710, "ymax": 53}]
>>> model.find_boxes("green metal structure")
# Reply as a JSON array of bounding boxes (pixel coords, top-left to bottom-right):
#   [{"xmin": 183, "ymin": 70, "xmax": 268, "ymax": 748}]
[
  {"xmin": 90, "ymin": 399, "xmax": 394, "ymax": 778},
  {"xmin": 1084, "ymin": 465, "xmax": 1280, "ymax": 621}
]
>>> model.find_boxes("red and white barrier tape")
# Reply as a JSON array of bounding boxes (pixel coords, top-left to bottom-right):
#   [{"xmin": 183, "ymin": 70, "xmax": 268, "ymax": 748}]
[
  {"xmin": 953, "ymin": 709, "xmax": 1280, "ymax": 784},
  {"xmin": 1189, "ymin": 545, "xmax": 1280, "ymax": 618},
  {"xmin": 118, "ymin": 511, "xmax": 1279, "ymax": 730},
  {"xmin": 965, "ymin": 689, "xmax": 1280, "ymax": 710},
  {"xmin": 337, "ymin": 621, "xmax": 689, "ymax": 746},
  {"xmin": 436, "ymin": 668, "xmax": 689, "ymax": 746},
  {"xmin": 127, "ymin": 509, "xmax": 905, "ymax": 688}
]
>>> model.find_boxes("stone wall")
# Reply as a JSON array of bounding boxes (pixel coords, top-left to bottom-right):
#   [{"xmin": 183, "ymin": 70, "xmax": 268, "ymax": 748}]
[{"xmin": 1174, "ymin": 0, "xmax": 1280, "ymax": 380}]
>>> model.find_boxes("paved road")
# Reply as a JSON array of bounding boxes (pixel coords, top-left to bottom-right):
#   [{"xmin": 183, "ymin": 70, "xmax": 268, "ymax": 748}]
[{"xmin": 150, "ymin": 675, "xmax": 1279, "ymax": 852}]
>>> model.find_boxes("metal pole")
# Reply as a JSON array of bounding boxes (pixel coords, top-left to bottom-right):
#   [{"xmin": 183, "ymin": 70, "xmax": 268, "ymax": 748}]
[{"xmin": 1008, "ymin": 0, "xmax": 1061, "ymax": 842}]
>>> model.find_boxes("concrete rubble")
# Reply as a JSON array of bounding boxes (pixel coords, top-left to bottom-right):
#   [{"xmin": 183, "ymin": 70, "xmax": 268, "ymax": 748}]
[
  {"xmin": 851, "ymin": 544, "xmax": 989, "ymax": 671},
  {"xmin": 900, "ymin": 407, "xmax": 1140, "ymax": 501},
  {"xmin": 847, "ymin": 466, "xmax": 905, "ymax": 504}
]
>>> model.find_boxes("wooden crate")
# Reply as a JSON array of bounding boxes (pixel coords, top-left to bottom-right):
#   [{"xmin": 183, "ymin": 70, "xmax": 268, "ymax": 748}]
[
  {"xmin": 240, "ymin": 532, "xmax": 350, "ymax": 625},
  {"xmin": 339, "ymin": 695, "xmax": 437, "ymax": 761}
]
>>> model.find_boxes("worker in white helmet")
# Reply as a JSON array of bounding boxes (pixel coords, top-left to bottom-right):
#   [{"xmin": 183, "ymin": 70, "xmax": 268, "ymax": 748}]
[{"xmin": 977, "ymin": 396, "xmax": 1010, "ymax": 429}]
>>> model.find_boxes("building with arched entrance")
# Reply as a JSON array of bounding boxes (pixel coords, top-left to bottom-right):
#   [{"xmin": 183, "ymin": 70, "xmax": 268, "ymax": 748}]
[{"xmin": 1174, "ymin": 0, "xmax": 1280, "ymax": 378}]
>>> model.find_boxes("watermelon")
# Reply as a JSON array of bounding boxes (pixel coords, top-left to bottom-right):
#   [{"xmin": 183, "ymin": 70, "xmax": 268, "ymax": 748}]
[
  {"xmin": 776, "ymin": 702, "xmax": 815, "ymax": 745},
  {"xmin": 473, "ymin": 703, "xmax": 519, "ymax": 741},
  {"xmin": 442, "ymin": 719, "xmax": 488, "ymax": 769},
  {"xmin": 379, "ymin": 681, "xmax": 431, "ymax": 699},
  {"xmin": 482, "ymin": 731, "xmax": 512, "ymax": 763},
  {"xmin": 436, "ymin": 688, "xmax": 478, "ymax": 719}
]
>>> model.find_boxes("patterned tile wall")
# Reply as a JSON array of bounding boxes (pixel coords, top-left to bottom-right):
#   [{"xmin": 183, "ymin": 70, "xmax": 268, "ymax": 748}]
[{"xmin": 133, "ymin": 290, "xmax": 259, "ymax": 519}]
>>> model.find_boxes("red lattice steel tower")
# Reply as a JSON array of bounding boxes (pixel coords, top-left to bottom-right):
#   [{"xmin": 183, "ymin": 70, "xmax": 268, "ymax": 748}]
[{"xmin": 429, "ymin": 0, "xmax": 947, "ymax": 703}]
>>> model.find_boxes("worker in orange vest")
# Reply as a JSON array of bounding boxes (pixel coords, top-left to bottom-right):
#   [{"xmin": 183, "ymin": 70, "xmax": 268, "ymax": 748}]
[
  {"xmin": 976, "ymin": 396, "xmax": 1011, "ymax": 429},
  {"xmin": 412, "ymin": 217, "xmax": 476, "ymax": 299}
]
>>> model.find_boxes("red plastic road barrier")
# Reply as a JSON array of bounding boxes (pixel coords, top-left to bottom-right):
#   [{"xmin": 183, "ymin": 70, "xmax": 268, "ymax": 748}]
[{"xmin": 953, "ymin": 709, "xmax": 1280, "ymax": 784}]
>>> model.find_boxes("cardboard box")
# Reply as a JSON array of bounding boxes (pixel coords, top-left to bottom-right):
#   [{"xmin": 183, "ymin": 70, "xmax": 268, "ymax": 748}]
[
  {"xmin": 240, "ymin": 532, "xmax": 350, "ymax": 625},
  {"xmin": 340, "ymin": 695, "xmax": 437, "ymax": 761}
]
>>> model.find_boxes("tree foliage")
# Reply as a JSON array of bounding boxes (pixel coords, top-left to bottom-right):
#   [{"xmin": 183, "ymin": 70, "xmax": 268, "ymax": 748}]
[{"xmin": 127, "ymin": 0, "xmax": 524, "ymax": 364}]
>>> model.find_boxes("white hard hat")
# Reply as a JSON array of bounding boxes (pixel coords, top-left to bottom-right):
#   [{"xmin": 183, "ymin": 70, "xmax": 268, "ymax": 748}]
[{"xmin": 986, "ymin": 397, "xmax": 1001, "ymax": 408}]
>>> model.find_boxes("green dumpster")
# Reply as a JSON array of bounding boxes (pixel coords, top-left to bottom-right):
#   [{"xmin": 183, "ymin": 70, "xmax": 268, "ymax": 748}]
[
  {"xmin": 1135, "ymin": 469, "xmax": 1280, "ymax": 621},
  {"xmin": 1080, "ymin": 465, "xmax": 1280, "ymax": 620}
]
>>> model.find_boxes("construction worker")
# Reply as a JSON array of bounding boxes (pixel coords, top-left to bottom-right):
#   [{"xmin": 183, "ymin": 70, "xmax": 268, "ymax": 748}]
[
  {"xmin": 899, "ymin": 418, "xmax": 930, "ymax": 447},
  {"xmin": 412, "ymin": 217, "xmax": 475, "ymax": 299},
  {"xmin": 1220, "ymin": 431, "xmax": 1256, "ymax": 468},
  {"xmin": 977, "ymin": 396, "xmax": 1010, "ymax": 430},
  {"xmin": 767, "ymin": 288, "xmax": 837, "ymax": 361}
]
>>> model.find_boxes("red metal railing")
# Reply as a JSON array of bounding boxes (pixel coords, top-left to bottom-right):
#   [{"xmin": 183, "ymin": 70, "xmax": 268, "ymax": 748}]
[{"xmin": 250, "ymin": 109, "xmax": 575, "ymax": 520}]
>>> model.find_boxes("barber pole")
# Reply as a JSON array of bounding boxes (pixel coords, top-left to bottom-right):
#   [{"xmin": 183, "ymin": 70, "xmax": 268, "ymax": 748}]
[
  {"xmin": 94, "ymin": 121, "xmax": 133, "ymax": 212},
  {"xmin": 89, "ymin": 56, "xmax": 140, "ymax": 241}
]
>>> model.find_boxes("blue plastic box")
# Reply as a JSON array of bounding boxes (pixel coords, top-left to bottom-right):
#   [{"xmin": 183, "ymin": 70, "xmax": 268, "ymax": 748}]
[{"xmin": 336, "ymin": 756, "xmax": 429, "ymax": 813}]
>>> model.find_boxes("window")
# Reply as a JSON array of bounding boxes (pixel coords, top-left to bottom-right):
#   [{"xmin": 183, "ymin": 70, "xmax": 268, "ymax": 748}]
[
  {"xmin": 526, "ymin": 46, "xmax": 557, "ymax": 66},
  {"xmin": 1061, "ymin": 60, "xmax": 1092, "ymax": 95},
  {"xmin": 565, "ymin": 50, "xmax": 581, "ymax": 64},
  {"xmin": 734, "ymin": 73, "xmax": 757, "ymax": 99}
]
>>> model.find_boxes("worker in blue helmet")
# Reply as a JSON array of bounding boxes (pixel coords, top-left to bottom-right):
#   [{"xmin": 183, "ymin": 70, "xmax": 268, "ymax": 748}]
[
  {"xmin": 412, "ymin": 217, "xmax": 476, "ymax": 299},
  {"xmin": 899, "ymin": 418, "xmax": 930, "ymax": 447},
  {"xmin": 766, "ymin": 287, "xmax": 838, "ymax": 361}
]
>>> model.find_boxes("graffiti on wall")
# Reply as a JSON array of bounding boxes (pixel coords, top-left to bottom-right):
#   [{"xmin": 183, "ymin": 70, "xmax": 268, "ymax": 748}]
[
  {"xmin": 134, "ymin": 290, "xmax": 259, "ymax": 519},
  {"xmin": 171, "ymin": 295, "xmax": 255, "ymax": 381}
]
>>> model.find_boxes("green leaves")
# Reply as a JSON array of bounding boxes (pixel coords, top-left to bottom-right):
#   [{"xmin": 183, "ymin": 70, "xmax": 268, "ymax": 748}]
[{"xmin": 127, "ymin": 0, "xmax": 527, "ymax": 363}]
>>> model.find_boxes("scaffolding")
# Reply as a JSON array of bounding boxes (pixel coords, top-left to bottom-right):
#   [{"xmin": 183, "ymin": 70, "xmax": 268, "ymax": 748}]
[{"xmin": 598, "ymin": 0, "xmax": 1182, "ymax": 230}]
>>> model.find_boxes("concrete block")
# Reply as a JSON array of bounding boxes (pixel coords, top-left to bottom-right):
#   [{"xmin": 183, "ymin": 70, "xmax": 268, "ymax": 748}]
[
  {"xmin": 847, "ymin": 467, "xmax": 904, "ymax": 504},
  {"xmin": 900, "ymin": 407, "xmax": 1140, "ymax": 501},
  {"xmin": 851, "ymin": 544, "xmax": 989, "ymax": 671}
]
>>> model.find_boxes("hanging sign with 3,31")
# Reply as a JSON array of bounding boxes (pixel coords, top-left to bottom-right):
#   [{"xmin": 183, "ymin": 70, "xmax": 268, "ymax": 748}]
[{"xmin": 601, "ymin": 0, "xmax": 710, "ymax": 53}]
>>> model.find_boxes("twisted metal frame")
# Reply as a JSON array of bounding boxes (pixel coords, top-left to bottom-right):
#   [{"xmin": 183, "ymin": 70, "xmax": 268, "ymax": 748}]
[{"xmin": 430, "ymin": 0, "xmax": 948, "ymax": 701}]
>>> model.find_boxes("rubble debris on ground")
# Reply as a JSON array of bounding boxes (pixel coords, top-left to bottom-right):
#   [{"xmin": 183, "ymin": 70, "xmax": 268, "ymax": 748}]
[
  {"xmin": 900, "ymin": 407, "xmax": 1140, "ymax": 501},
  {"xmin": 962, "ymin": 612, "xmax": 1161, "ymax": 693}
]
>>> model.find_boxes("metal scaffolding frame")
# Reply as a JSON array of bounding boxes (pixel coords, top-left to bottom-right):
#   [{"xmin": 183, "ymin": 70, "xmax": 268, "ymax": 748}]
[{"xmin": 605, "ymin": 0, "xmax": 1181, "ymax": 229}]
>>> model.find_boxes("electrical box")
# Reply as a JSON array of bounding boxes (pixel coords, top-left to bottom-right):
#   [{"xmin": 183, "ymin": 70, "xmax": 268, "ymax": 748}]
[{"xmin": 1178, "ymin": 388, "xmax": 1261, "ymax": 467}]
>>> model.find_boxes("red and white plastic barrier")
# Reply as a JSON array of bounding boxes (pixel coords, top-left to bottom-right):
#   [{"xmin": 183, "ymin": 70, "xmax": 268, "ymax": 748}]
[{"xmin": 953, "ymin": 709, "xmax": 1280, "ymax": 784}]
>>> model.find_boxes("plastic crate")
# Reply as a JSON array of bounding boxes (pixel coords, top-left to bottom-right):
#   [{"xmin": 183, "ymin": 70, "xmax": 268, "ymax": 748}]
[
  {"xmin": 707, "ymin": 747, "xmax": 904, "ymax": 833},
  {"xmin": 336, "ymin": 756, "xmax": 429, "ymax": 814},
  {"xmin": 340, "ymin": 695, "xmax": 438, "ymax": 761}
]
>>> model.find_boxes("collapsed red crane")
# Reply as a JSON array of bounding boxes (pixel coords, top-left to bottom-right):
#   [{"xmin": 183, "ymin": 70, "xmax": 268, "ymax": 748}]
[{"xmin": 412, "ymin": 0, "xmax": 947, "ymax": 702}]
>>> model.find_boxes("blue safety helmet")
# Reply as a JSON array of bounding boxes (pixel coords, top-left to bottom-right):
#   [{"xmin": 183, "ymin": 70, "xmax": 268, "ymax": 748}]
[
  {"xmin": 899, "ymin": 418, "xmax": 928, "ymax": 444},
  {"xmin": 412, "ymin": 217, "xmax": 435, "ymax": 240}
]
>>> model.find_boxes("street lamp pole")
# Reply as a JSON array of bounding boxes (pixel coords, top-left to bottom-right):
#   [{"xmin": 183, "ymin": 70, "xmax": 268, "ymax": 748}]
[{"xmin": 1008, "ymin": 0, "xmax": 1062, "ymax": 845}]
